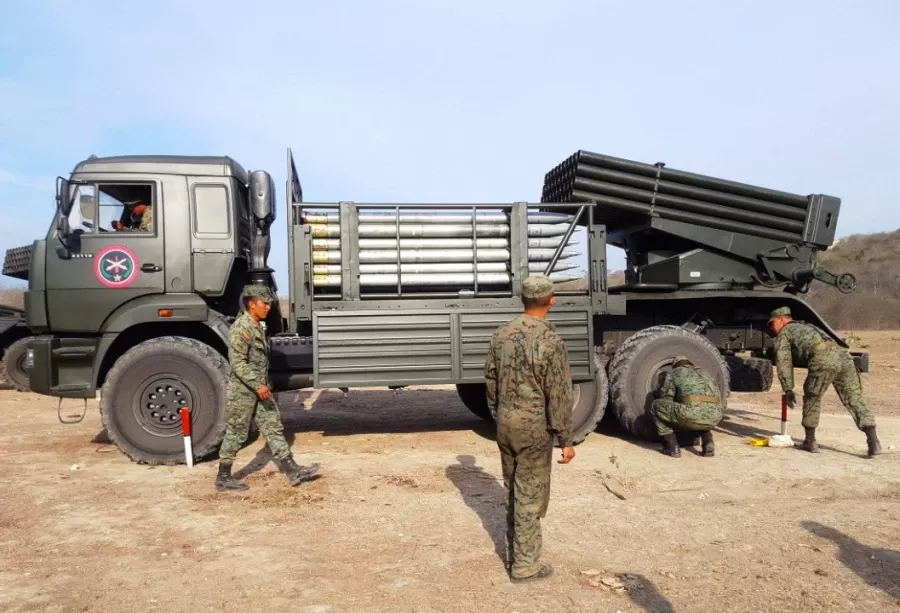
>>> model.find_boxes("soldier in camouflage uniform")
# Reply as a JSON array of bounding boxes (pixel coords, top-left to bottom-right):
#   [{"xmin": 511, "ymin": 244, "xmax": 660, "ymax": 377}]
[
  {"xmin": 214, "ymin": 285, "xmax": 320, "ymax": 491},
  {"xmin": 768, "ymin": 306, "xmax": 881, "ymax": 457},
  {"xmin": 113, "ymin": 199, "xmax": 153, "ymax": 232},
  {"xmin": 484, "ymin": 275, "xmax": 575, "ymax": 583},
  {"xmin": 651, "ymin": 356, "xmax": 723, "ymax": 458}
]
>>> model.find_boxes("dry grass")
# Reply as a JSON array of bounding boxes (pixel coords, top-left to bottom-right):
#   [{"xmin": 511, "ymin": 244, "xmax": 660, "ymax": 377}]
[{"xmin": 0, "ymin": 286, "xmax": 24, "ymax": 309}]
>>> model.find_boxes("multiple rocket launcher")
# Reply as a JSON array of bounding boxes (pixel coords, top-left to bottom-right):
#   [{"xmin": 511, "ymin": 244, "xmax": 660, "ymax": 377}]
[{"xmin": 301, "ymin": 210, "xmax": 584, "ymax": 289}]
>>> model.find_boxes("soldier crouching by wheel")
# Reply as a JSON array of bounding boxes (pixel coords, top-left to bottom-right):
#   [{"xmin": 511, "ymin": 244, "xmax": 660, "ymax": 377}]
[
  {"xmin": 215, "ymin": 285, "xmax": 320, "ymax": 492},
  {"xmin": 651, "ymin": 356, "xmax": 724, "ymax": 458},
  {"xmin": 768, "ymin": 306, "xmax": 881, "ymax": 457}
]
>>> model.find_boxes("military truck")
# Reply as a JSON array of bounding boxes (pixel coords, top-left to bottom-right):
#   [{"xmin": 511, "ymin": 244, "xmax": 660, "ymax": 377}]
[
  {"xmin": 0, "ymin": 302, "xmax": 31, "ymax": 391},
  {"xmin": 1, "ymin": 148, "xmax": 863, "ymax": 464}
]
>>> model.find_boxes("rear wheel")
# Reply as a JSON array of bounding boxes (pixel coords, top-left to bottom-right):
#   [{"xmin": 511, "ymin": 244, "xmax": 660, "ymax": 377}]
[
  {"xmin": 455, "ymin": 349, "xmax": 608, "ymax": 445},
  {"xmin": 100, "ymin": 336, "xmax": 229, "ymax": 465},
  {"xmin": 0, "ymin": 336, "xmax": 31, "ymax": 392},
  {"xmin": 726, "ymin": 355, "xmax": 774, "ymax": 392},
  {"xmin": 608, "ymin": 326, "xmax": 729, "ymax": 441}
]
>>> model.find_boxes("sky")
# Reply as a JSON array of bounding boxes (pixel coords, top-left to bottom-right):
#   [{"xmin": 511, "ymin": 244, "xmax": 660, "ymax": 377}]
[{"xmin": 1, "ymin": 1, "xmax": 899, "ymax": 293}]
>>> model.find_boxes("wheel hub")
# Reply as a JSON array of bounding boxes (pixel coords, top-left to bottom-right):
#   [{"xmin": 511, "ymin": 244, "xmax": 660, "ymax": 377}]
[{"xmin": 136, "ymin": 377, "xmax": 194, "ymax": 435}]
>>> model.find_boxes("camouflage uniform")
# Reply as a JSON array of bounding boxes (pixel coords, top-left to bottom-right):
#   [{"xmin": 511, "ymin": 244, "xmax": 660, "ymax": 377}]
[
  {"xmin": 651, "ymin": 360, "xmax": 724, "ymax": 436},
  {"xmin": 771, "ymin": 307, "xmax": 875, "ymax": 431},
  {"xmin": 770, "ymin": 306, "xmax": 880, "ymax": 456},
  {"xmin": 484, "ymin": 275, "xmax": 573, "ymax": 581},
  {"xmin": 218, "ymin": 291, "xmax": 291, "ymax": 463},
  {"xmin": 215, "ymin": 285, "xmax": 319, "ymax": 491}
]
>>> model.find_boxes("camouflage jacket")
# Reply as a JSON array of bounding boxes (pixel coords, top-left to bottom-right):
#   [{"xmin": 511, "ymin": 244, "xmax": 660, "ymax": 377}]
[
  {"xmin": 773, "ymin": 321, "xmax": 837, "ymax": 391},
  {"xmin": 118, "ymin": 206, "xmax": 152, "ymax": 232},
  {"xmin": 484, "ymin": 314, "xmax": 574, "ymax": 446},
  {"xmin": 228, "ymin": 311, "xmax": 269, "ymax": 391},
  {"xmin": 658, "ymin": 365, "xmax": 721, "ymax": 406}
]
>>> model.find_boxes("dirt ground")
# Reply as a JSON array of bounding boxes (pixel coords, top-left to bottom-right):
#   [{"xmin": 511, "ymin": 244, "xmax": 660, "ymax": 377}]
[{"xmin": 1, "ymin": 331, "xmax": 899, "ymax": 613}]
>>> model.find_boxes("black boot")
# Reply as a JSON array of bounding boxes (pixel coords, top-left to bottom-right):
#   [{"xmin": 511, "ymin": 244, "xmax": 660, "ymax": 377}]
[
  {"xmin": 275, "ymin": 455, "xmax": 321, "ymax": 486},
  {"xmin": 701, "ymin": 431, "xmax": 715, "ymax": 457},
  {"xmin": 215, "ymin": 461, "xmax": 248, "ymax": 492},
  {"xmin": 864, "ymin": 426, "xmax": 882, "ymax": 457},
  {"xmin": 799, "ymin": 426, "xmax": 819, "ymax": 453},
  {"xmin": 660, "ymin": 433, "xmax": 681, "ymax": 457}
]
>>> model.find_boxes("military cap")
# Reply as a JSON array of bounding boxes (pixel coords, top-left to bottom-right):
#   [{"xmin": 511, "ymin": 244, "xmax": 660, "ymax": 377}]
[
  {"xmin": 243, "ymin": 284, "xmax": 274, "ymax": 303},
  {"xmin": 769, "ymin": 306, "xmax": 791, "ymax": 321},
  {"xmin": 522, "ymin": 274, "xmax": 554, "ymax": 299}
]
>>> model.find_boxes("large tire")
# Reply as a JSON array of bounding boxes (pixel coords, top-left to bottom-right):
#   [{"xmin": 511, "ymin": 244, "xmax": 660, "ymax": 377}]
[
  {"xmin": 0, "ymin": 336, "xmax": 31, "ymax": 392},
  {"xmin": 456, "ymin": 383, "xmax": 494, "ymax": 421},
  {"xmin": 455, "ymin": 349, "xmax": 608, "ymax": 445},
  {"xmin": 726, "ymin": 355, "xmax": 774, "ymax": 392},
  {"xmin": 608, "ymin": 326, "xmax": 729, "ymax": 441},
  {"xmin": 100, "ymin": 336, "xmax": 229, "ymax": 465}
]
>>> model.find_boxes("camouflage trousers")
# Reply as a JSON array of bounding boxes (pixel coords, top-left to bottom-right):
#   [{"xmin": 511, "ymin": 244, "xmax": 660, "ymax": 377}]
[
  {"xmin": 218, "ymin": 379, "xmax": 292, "ymax": 462},
  {"xmin": 802, "ymin": 348, "xmax": 875, "ymax": 430},
  {"xmin": 651, "ymin": 399, "xmax": 723, "ymax": 437},
  {"xmin": 496, "ymin": 421, "xmax": 553, "ymax": 580}
]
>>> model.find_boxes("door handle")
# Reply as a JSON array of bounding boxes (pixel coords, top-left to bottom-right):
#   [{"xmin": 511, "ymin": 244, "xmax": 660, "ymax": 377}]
[{"xmin": 141, "ymin": 263, "xmax": 162, "ymax": 273}]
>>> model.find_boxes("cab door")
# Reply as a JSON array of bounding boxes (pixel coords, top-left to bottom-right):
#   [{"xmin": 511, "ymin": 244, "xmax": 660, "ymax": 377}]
[{"xmin": 45, "ymin": 179, "xmax": 166, "ymax": 333}]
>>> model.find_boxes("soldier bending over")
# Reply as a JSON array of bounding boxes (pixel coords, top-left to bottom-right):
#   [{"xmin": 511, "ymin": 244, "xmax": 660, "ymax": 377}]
[
  {"xmin": 768, "ymin": 306, "xmax": 881, "ymax": 457},
  {"xmin": 215, "ymin": 285, "xmax": 320, "ymax": 491},
  {"xmin": 484, "ymin": 275, "xmax": 575, "ymax": 584},
  {"xmin": 651, "ymin": 356, "xmax": 723, "ymax": 458}
]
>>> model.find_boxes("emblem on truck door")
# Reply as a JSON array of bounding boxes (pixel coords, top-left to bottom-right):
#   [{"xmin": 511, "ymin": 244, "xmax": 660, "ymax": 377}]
[{"xmin": 94, "ymin": 245, "xmax": 139, "ymax": 288}]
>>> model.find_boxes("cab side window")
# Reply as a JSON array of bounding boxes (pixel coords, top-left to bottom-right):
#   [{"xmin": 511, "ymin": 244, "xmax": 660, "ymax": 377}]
[{"xmin": 67, "ymin": 183, "xmax": 155, "ymax": 235}]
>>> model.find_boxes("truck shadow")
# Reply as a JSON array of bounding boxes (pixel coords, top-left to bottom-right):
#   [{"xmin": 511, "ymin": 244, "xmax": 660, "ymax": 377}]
[{"xmin": 276, "ymin": 388, "xmax": 497, "ymax": 440}]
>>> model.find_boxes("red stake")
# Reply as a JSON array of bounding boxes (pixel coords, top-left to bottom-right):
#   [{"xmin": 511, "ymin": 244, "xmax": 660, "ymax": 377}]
[
  {"xmin": 180, "ymin": 407, "xmax": 193, "ymax": 468},
  {"xmin": 780, "ymin": 394, "xmax": 788, "ymax": 436}
]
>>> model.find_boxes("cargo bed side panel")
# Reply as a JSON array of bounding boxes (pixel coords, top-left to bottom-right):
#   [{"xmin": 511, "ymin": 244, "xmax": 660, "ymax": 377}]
[{"xmin": 313, "ymin": 308, "xmax": 591, "ymax": 388}]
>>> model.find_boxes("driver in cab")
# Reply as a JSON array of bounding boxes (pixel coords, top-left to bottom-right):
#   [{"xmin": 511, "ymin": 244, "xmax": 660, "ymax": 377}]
[{"xmin": 113, "ymin": 199, "xmax": 152, "ymax": 232}]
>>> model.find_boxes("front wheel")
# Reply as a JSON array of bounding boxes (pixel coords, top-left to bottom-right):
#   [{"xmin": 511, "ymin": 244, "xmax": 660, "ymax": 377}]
[{"xmin": 100, "ymin": 336, "xmax": 230, "ymax": 465}]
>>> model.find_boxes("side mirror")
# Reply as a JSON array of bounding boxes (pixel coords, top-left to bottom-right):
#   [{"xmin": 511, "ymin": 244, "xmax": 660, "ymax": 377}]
[{"xmin": 56, "ymin": 177, "xmax": 74, "ymax": 216}]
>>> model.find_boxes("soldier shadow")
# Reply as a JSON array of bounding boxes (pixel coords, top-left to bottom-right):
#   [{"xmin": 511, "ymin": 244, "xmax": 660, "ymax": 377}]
[
  {"xmin": 622, "ymin": 573, "xmax": 677, "ymax": 613},
  {"xmin": 802, "ymin": 521, "xmax": 900, "ymax": 600},
  {"xmin": 232, "ymin": 430, "xmax": 298, "ymax": 480},
  {"xmin": 714, "ymin": 407, "xmax": 865, "ymax": 458},
  {"xmin": 444, "ymin": 454, "xmax": 508, "ymax": 567},
  {"xmin": 276, "ymin": 388, "xmax": 497, "ymax": 441}
]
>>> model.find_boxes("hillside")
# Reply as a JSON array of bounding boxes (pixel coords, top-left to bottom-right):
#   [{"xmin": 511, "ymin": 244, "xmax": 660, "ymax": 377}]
[
  {"xmin": 2, "ymin": 230, "xmax": 897, "ymax": 329},
  {"xmin": 806, "ymin": 229, "xmax": 900, "ymax": 329}
]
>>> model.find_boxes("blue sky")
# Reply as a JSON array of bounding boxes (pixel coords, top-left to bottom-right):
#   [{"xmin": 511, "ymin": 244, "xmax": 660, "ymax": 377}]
[{"xmin": 2, "ymin": 1, "xmax": 899, "ymax": 293}]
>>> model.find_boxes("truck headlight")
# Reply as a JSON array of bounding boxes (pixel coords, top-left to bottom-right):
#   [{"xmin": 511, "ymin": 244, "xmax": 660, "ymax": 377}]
[{"xmin": 24, "ymin": 348, "xmax": 34, "ymax": 370}]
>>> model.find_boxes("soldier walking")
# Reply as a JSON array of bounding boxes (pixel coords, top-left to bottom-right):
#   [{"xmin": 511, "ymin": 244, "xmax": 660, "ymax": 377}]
[
  {"xmin": 768, "ymin": 306, "xmax": 881, "ymax": 457},
  {"xmin": 651, "ymin": 356, "xmax": 723, "ymax": 458},
  {"xmin": 215, "ymin": 285, "xmax": 320, "ymax": 491},
  {"xmin": 484, "ymin": 275, "xmax": 575, "ymax": 583}
]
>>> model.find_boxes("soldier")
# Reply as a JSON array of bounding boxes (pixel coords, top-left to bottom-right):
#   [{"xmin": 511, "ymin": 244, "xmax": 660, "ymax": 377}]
[
  {"xmin": 113, "ymin": 199, "xmax": 152, "ymax": 232},
  {"xmin": 214, "ymin": 285, "xmax": 320, "ymax": 492},
  {"xmin": 650, "ymin": 356, "xmax": 723, "ymax": 458},
  {"xmin": 484, "ymin": 274, "xmax": 575, "ymax": 583},
  {"xmin": 768, "ymin": 306, "xmax": 881, "ymax": 457}
]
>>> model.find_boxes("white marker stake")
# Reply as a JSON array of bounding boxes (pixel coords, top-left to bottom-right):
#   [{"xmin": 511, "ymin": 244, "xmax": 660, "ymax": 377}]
[{"xmin": 180, "ymin": 408, "xmax": 193, "ymax": 467}]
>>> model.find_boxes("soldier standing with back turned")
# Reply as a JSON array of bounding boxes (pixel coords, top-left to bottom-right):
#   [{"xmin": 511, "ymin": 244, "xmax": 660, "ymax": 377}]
[
  {"xmin": 768, "ymin": 306, "xmax": 881, "ymax": 457},
  {"xmin": 484, "ymin": 275, "xmax": 575, "ymax": 583},
  {"xmin": 214, "ymin": 285, "xmax": 320, "ymax": 491}
]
